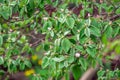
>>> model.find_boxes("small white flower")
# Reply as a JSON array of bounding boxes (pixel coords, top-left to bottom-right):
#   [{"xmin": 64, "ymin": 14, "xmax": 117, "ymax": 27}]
[
  {"xmin": 60, "ymin": 9, "xmax": 64, "ymax": 12},
  {"xmin": 48, "ymin": 27, "xmax": 52, "ymax": 30},
  {"xmin": 43, "ymin": 17, "xmax": 48, "ymax": 21},
  {"xmin": 75, "ymin": 53, "xmax": 81, "ymax": 58},
  {"xmin": 10, "ymin": 29, "xmax": 13, "ymax": 32}
]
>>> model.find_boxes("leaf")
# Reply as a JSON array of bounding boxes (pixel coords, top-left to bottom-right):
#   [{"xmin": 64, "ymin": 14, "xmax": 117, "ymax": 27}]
[
  {"xmin": 79, "ymin": 58, "xmax": 88, "ymax": 70},
  {"xmin": 50, "ymin": 30, "xmax": 54, "ymax": 37},
  {"xmin": 102, "ymin": 34, "xmax": 108, "ymax": 45},
  {"xmin": 75, "ymin": 45, "xmax": 84, "ymax": 52},
  {"xmin": 86, "ymin": 47, "xmax": 96, "ymax": 57},
  {"xmin": 0, "ymin": 0, "xmax": 4, "ymax": 3},
  {"xmin": 66, "ymin": 17, "xmax": 75, "ymax": 29},
  {"xmin": 24, "ymin": 60, "xmax": 32, "ymax": 68},
  {"xmin": 69, "ymin": 38, "xmax": 76, "ymax": 44},
  {"xmin": 20, "ymin": 63, "xmax": 25, "ymax": 70},
  {"xmin": 90, "ymin": 26, "xmax": 101, "ymax": 37},
  {"xmin": 52, "ymin": 56, "xmax": 65, "ymax": 62},
  {"xmin": 84, "ymin": 27, "xmax": 90, "ymax": 37},
  {"xmin": 0, "ymin": 36, "xmax": 3, "ymax": 46},
  {"xmin": 64, "ymin": 61, "xmax": 69, "ymax": 68},
  {"xmin": 44, "ymin": 44, "xmax": 50, "ymax": 51},
  {"xmin": 54, "ymin": 38, "xmax": 61, "ymax": 47},
  {"xmin": 113, "ymin": 27, "xmax": 120, "ymax": 37},
  {"xmin": 97, "ymin": 70, "xmax": 105, "ymax": 77},
  {"xmin": 43, "ymin": 21, "xmax": 52, "ymax": 31},
  {"xmin": 72, "ymin": 65, "xmax": 82, "ymax": 80},
  {"xmin": 115, "ymin": 45, "xmax": 120, "ymax": 54},
  {"xmin": 42, "ymin": 57, "xmax": 49, "ymax": 68},
  {"xmin": 86, "ymin": 18, "xmax": 91, "ymax": 26},
  {"xmin": 61, "ymin": 38, "xmax": 71, "ymax": 53},
  {"xmin": 64, "ymin": 71, "xmax": 70, "ymax": 80},
  {"xmin": 36, "ymin": 45, "xmax": 42, "ymax": 52},
  {"xmin": 64, "ymin": 31, "xmax": 70, "ymax": 36},
  {"xmin": 0, "ymin": 70, "xmax": 5, "ymax": 75},
  {"xmin": 59, "ymin": 62, "xmax": 64, "ymax": 69},
  {"xmin": 67, "ymin": 56, "xmax": 74, "ymax": 63},
  {"xmin": 0, "ymin": 57, "xmax": 4, "ymax": 65},
  {"xmin": 104, "ymin": 26, "xmax": 113, "ymax": 38},
  {"xmin": 58, "ymin": 14, "xmax": 66, "ymax": 23}
]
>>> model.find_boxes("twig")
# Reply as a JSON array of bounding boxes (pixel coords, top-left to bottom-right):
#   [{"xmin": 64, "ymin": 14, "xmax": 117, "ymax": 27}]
[{"xmin": 110, "ymin": 14, "xmax": 120, "ymax": 21}]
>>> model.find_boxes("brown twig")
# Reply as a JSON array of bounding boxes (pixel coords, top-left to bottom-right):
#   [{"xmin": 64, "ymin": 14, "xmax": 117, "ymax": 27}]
[{"xmin": 110, "ymin": 14, "xmax": 120, "ymax": 21}]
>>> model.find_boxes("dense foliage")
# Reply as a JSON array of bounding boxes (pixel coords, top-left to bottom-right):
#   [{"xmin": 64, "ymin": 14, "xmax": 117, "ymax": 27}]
[{"xmin": 0, "ymin": 0, "xmax": 120, "ymax": 80}]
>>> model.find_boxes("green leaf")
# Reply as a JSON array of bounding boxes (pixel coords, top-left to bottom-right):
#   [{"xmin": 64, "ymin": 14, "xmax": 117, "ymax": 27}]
[
  {"xmin": 102, "ymin": 34, "xmax": 108, "ymax": 45},
  {"xmin": 44, "ymin": 44, "xmax": 50, "ymax": 51},
  {"xmin": 52, "ymin": 56, "xmax": 65, "ymax": 62},
  {"xmin": 0, "ymin": 0, "xmax": 4, "ymax": 3},
  {"xmin": 80, "ymin": 9, "xmax": 85, "ymax": 18},
  {"xmin": 20, "ymin": 63, "xmax": 25, "ymax": 70},
  {"xmin": 75, "ymin": 45, "xmax": 84, "ymax": 52},
  {"xmin": 64, "ymin": 71, "xmax": 70, "ymax": 80},
  {"xmin": 59, "ymin": 62, "xmax": 64, "ymax": 69},
  {"xmin": 0, "ymin": 36, "xmax": 3, "ymax": 46},
  {"xmin": 66, "ymin": 17, "xmax": 75, "ymax": 29},
  {"xmin": 0, "ymin": 6, "xmax": 11, "ymax": 20},
  {"xmin": 24, "ymin": 60, "xmax": 32, "ymax": 68},
  {"xmin": 43, "ymin": 21, "xmax": 52, "ymax": 31},
  {"xmin": 113, "ymin": 27, "xmax": 120, "ymax": 37},
  {"xmin": 104, "ymin": 26, "xmax": 113, "ymax": 38},
  {"xmin": 79, "ymin": 58, "xmax": 88, "ymax": 70},
  {"xmin": 67, "ymin": 56, "xmax": 74, "ymax": 63},
  {"xmin": 116, "ymin": 7, "xmax": 120, "ymax": 14},
  {"xmin": 0, "ymin": 57, "xmax": 4, "ymax": 65},
  {"xmin": 61, "ymin": 38, "xmax": 71, "ymax": 53},
  {"xmin": 58, "ymin": 14, "xmax": 66, "ymax": 23},
  {"xmin": 36, "ymin": 45, "xmax": 42, "ymax": 52},
  {"xmin": 54, "ymin": 38, "xmax": 61, "ymax": 47},
  {"xmin": 90, "ymin": 26, "xmax": 101, "ymax": 37},
  {"xmin": 72, "ymin": 65, "xmax": 82, "ymax": 80},
  {"xmin": 84, "ymin": 27, "xmax": 90, "ymax": 37},
  {"xmin": 0, "ymin": 70, "xmax": 5, "ymax": 75},
  {"xmin": 42, "ymin": 57, "xmax": 49, "ymax": 68},
  {"xmin": 115, "ymin": 45, "xmax": 120, "ymax": 54},
  {"xmin": 97, "ymin": 70, "xmax": 105, "ymax": 77},
  {"xmin": 64, "ymin": 61, "xmax": 69, "ymax": 68},
  {"xmin": 86, "ymin": 18, "xmax": 91, "ymax": 26},
  {"xmin": 86, "ymin": 47, "xmax": 96, "ymax": 57}
]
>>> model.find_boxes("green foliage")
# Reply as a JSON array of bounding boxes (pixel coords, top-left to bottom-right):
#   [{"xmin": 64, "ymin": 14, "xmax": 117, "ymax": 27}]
[{"xmin": 0, "ymin": 0, "xmax": 120, "ymax": 80}]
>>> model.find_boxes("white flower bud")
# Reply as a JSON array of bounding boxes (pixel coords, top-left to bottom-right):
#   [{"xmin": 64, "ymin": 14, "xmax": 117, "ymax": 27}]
[
  {"xmin": 60, "ymin": 9, "xmax": 64, "ymax": 12},
  {"xmin": 75, "ymin": 53, "xmax": 81, "ymax": 58},
  {"xmin": 43, "ymin": 17, "xmax": 48, "ymax": 21},
  {"xmin": 48, "ymin": 27, "xmax": 52, "ymax": 30}
]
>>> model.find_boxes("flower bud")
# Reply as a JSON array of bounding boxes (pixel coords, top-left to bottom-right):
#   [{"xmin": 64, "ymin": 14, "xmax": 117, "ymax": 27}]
[{"xmin": 75, "ymin": 53, "xmax": 81, "ymax": 58}]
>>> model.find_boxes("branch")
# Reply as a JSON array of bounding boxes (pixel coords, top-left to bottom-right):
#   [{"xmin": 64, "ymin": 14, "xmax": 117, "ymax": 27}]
[
  {"xmin": 110, "ymin": 14, "xmax": 120, "ymax": 21},
  {"xmin": 80, "ymin": 65, "xmax": 100, "ymax": 80}
]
